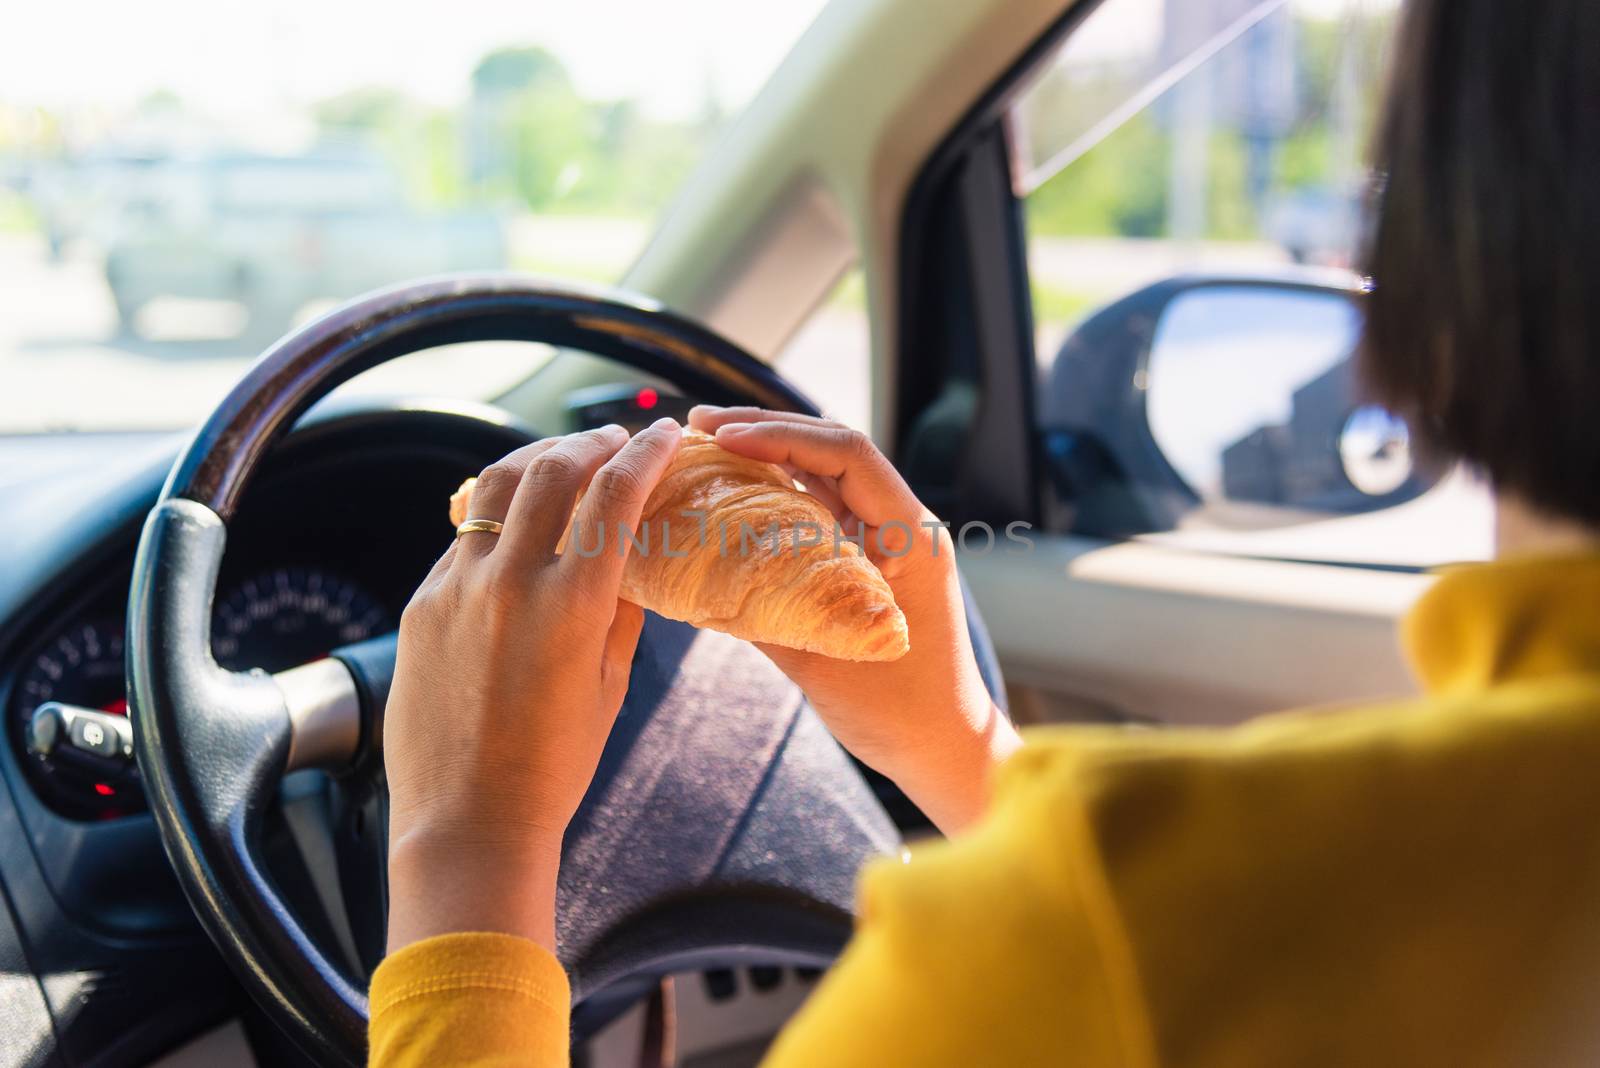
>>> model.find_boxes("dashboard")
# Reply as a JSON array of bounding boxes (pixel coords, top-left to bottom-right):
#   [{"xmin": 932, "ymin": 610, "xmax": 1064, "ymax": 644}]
[
  {"xmin": 5, "ymin": 384, "xmax": 689, "ymax": 824},
  {"xmin": 13, "ymin": 568, "xmax": 393, "ymax": 819},
  {"xmin": 7, "ymin": 407, "xmax": 532, "ymax": 821},
  {"xmin": 0, "ymin": 398, "xmax": 539, "ymax": 1065}
]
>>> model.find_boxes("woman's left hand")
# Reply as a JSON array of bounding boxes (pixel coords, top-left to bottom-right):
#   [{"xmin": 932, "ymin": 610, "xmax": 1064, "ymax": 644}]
[{"xmin": 383, "ymin": 419, "xmax": 682, "ymax": 956}]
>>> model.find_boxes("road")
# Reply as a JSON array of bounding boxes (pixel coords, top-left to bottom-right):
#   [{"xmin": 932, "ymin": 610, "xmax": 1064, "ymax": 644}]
[
  {"xmin": 0, "ymin": 232, "xmax": 553, "ymax": 433},
  {"xmin": 0, "ymin": 222, "xmax": 873, "ymax": 435},
  {"xmin": 0, "ymin": 221, "xmax": 1289, "ymax": 435}
]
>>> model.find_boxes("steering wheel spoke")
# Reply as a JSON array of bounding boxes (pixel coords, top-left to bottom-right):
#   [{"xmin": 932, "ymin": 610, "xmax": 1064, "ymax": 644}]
[
  {"xmin": 274, "ymin": 658, "xmax": 361, "ymax": 773},
  {"xmin": 129, "ymin": 497, "xmax": 371, "ymax": 1060},
  {"xmin": 271, "ymin": 631, "xmax": 397, "ymax": 773}
]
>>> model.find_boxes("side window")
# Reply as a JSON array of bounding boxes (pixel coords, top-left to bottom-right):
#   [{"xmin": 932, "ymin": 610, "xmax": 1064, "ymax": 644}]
[
  {"xmin": 1009, "ymin": 0, "xmax": 1492, "ymax": 567},
  {"xmin": 774, "ymin": 269, "xmax": 871, "ymax": 430}
]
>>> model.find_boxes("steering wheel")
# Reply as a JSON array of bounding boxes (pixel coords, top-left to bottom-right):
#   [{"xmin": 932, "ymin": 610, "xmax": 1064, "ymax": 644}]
[{"xmin": 126, "ymin": 275, "xmax": 993, "ymax": 1064}]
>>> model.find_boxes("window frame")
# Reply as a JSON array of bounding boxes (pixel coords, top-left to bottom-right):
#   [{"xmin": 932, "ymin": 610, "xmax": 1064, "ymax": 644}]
[
  {"xmin": 893, "ymin": 0, "xmax": 1104, "ymax": 530},
  {"xmin": 895, "ymin": 0, "xmax": 1458, "ymax": 573}
]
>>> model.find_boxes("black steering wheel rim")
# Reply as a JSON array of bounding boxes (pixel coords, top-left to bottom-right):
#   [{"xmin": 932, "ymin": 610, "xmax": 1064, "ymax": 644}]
[
  {"xmin": 162, "ymin": 273, "xmax": 819, "ymax": 521},
  {"xmin": 126, "ymin": 274, "xmax": 896, "ymax": 1064}
]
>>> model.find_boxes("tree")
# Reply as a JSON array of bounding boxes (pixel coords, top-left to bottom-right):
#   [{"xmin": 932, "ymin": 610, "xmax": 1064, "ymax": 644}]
[
  {"xmin": 315, "ymin": 87, "xmax": 411, "ymax": 134},
  {"xmin": 313, "ymin": 88, "xmax": 465, "ymax": 208},
  {"xmin": 1027, "ymin": 112, "xmax": 1170, "ymax": 238},
  {"xmin": 471, "ymin": 48, "xmax": 572, "ymax": 98}
]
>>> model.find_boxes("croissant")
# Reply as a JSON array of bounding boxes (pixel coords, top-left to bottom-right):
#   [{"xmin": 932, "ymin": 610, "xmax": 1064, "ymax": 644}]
[{"xmin": 449, "ymin": 429, "xmax": 909, "ymax": 661}]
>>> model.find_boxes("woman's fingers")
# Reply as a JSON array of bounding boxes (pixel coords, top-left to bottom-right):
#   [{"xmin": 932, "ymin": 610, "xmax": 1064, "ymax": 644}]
[
  {"xmin": 711, "ymin": 420, "xmax": 921, "ymax": 531},
  {"xmin": 416, "ymin": 542, "xmax": 461, "ymax": 593},
  {"xmin": 454, "ymin": 437, "xmax": 566, "ymax": 562},
  {"xmin": 600, "ymin": 600, "xmax": 645, "ymax": 706},
  {"xmin": 687, "ymin": 405, "xmax": 842, "ymax": 434},
  {"xmin": 563, "ymin": 417, "xmax": 683, "ymax": 589},
  {"xmin": 793, "ymin": 469, "xmax": 849, "ymax": 520},
  {"xmin": 496, "ymin": 426, "xmax": 630, "ymax": 568},
  {"xmin": 696, "ymin": 408, "xmax": 853, "ymax": 519}
]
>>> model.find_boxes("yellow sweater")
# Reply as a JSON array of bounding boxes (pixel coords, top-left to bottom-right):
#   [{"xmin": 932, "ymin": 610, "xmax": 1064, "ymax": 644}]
[{"xmin": 369, "ymin": 554, "xmax": 1600, "ymax": 1065}]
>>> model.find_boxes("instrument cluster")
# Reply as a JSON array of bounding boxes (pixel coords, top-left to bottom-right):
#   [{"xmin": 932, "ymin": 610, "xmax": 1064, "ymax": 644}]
[
  {"xmin": 10, "ymin": 567, "xmax": 394, "ymax": 819},
  {"xmin": 2, "ymin": 401, "xmax": 539, "ymax": 822}
]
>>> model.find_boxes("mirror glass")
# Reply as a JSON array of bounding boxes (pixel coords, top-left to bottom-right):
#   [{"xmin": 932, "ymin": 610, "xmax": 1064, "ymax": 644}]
[
  {"xmin": 1339, "ymin": 405, "xmax": 1413, "ymax": 497},
  {"xmin": 1144, "ymin": 284, "xmax": 1426, "ymax": 515}
]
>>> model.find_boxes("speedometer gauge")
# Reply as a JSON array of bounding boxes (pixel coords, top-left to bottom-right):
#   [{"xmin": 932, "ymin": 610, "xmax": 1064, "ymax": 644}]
[
  {"xmin": 11, "ymin": 617, "xmax": 138, "ymax": 817},
  {"xmin": 212, "ymin": 567, "xmax": 391, "ymax": 673},
  {"xmin": 14, "ymin": 618, "xmax": 126, "ymax": 723}
]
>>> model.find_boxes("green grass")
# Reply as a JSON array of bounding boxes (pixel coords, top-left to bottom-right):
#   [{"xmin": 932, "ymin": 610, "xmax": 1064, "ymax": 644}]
[
  {"xmin": 826, "ymin": 270, "xmax": 867, "ymax": 312},
  {"xmin": 1030, "ymin": 282, "xmax": 1100, "ymax": 328},
  {"xmin": 0, "ymin": 191, "xmax": 39, "ymax": 235},
  {"xmin": 508, "ymin": 251, "xmax": 626, "ymax": 285}
]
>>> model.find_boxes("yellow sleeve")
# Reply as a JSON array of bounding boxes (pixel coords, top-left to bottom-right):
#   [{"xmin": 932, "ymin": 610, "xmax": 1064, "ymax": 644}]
[
  {"xmin": 760, "ymin": 744, "xmax": 1157, "ymax": 1068},
  {"xmin": 368, "ymin": 931, "xmax": 570, "ymax": 1067}
]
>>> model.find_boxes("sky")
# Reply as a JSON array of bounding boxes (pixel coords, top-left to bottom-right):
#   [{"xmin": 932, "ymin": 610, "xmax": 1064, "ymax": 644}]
[
  {"xmin": 4, "ymin": 0, "xmax": 1399, "ymax": 124},
  {"xmin": 1060, "ymin": 0, "xmax": 1399, "ymax": 65},
  {"xmin": 2, "ymin": 0, "xmax": 831, "ymax": 121}
]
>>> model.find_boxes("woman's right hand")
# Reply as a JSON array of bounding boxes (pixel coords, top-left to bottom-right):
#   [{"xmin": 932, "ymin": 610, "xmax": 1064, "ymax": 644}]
[{"xmin": 688, "ymin": 406, "xmax": 1020, "ymax": 833}]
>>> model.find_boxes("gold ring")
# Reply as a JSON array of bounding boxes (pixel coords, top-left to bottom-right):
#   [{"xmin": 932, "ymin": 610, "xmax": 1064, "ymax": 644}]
[{"xmin": 455, "ymin": 518, "xmax": 505, "ymax": 538}]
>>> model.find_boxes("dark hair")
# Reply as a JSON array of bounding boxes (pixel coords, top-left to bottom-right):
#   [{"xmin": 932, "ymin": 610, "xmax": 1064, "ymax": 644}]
[{"xmin": 1361, "ymin": 0, "xmax": 1600, "ymax": 523}]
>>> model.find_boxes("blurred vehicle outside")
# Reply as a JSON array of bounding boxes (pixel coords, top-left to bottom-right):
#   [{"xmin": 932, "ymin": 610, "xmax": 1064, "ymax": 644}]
[
  {"xmin": 0, "ymin": 3, "xmax": 825, "ymax": 431},
  {"xmin": 102, "ymin": 150, "xmax": 504, "ymax": 342},
  {"xmin": 1263, "ymin": 182, "xmax": 1362, "ymax": 266}
]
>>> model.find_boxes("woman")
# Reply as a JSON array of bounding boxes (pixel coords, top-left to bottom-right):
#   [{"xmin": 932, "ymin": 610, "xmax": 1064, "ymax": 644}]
[{"xmin": 370, "ymin": 0, "xmax": 1600, "ymax": 1063}]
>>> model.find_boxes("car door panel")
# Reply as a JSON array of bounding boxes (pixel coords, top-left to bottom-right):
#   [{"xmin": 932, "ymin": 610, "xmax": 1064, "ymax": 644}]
[{"xmin": 962, "ymin": 536, "xmax": 1427, "ymax": 727}]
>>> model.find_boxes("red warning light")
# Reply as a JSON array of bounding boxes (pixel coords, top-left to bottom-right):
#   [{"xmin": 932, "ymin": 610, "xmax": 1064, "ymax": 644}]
[
  {"xmin": 636, "ymin": 388, "xmax": 659, "ymax": 411},
  {"xmin": 94, "ymin": 782, "xmax": 115, "ymax": 797}
]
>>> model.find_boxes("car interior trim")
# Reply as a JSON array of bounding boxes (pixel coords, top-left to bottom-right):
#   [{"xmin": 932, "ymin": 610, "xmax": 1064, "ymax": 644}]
[{"xmin": 276, "ymin": 658, "xmax": 362, "ymax": 774}]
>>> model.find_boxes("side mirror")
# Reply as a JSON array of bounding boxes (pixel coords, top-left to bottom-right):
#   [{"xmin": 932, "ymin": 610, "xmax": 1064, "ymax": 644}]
[{"xmin": 1039, "ymin": 274, "xmax": 1435, "ymax": 537}]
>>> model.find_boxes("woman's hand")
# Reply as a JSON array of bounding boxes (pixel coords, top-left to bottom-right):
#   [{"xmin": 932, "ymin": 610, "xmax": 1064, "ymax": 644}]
[
  {"xmin": 384, "ymin": 419, "xmax": 682, "ymax": 956},
  {"xmin": 688, "ymin": 406, "xmax": 1020, "ymax": 834}
]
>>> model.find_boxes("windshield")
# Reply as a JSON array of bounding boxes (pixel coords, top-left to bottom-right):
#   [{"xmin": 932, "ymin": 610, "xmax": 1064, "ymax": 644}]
[{"xmin": 0, "ymin": 1, "xmax": 826, "ymax": 433}]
